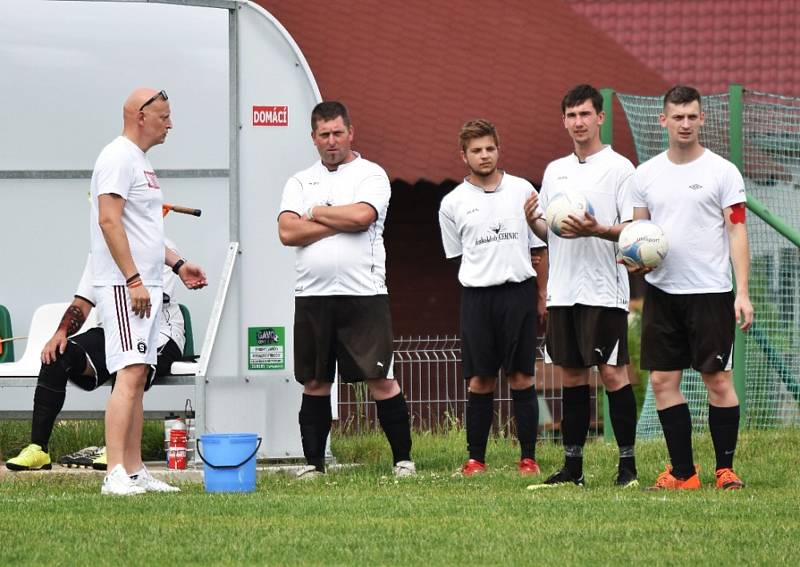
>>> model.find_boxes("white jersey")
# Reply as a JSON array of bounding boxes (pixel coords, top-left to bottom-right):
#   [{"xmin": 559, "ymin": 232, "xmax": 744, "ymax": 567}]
[
  {"xmin": 279, "ymin": 154, "xmax": 390, "ymax": 297},
  {"xmin": 631, "ymin": 149, "xmax": 746, "ymax": 294},
  {"xmin": 540, "ymin": 146, "xmax": 634, "ymax": 310},
  {"xmin": 76, "ymin": 253, "xmax": 185, "ymax": 352},
  {"xmin": 439, "ymin": 172, "xmax": 545, "ymax": 288},
  {"xmin": 89, "ymin": 136, "xmax": 164, "ymax": 286}
]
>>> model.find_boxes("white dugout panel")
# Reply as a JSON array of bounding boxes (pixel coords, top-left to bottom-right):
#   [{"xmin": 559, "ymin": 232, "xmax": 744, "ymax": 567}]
[{"xmin": 0, "ymin": 0, "xmax": 323, "ymax": 459}]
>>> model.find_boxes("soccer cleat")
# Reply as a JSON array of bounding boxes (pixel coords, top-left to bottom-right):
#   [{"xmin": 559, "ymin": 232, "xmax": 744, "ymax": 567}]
[
  {"xmin": 715, "ymin": 468, "xmax": 744, "ymax": 490},
  {"xmin": 5, "ymin": 444, "xmax": 52, "ymax": 471},
  {"xmin": 647, "ymin": 465, "xmax": 701, "ymax": 491},
  {"xmin": 58, "ymin": 445, "xmax": 104, "ymax": 468},
  {"xmin": 295, "ymin": 465, "xmax": 324, "ymax": 480},
  {"xmin": 517, "ymin": 458, "xmax": 541, "ymax": 476},
  {"xmin": 101, "ymin": 464, "xmax": 147, "ymax": 496},
  {"xmin": 460, "ymin": 459, "xmax": 487, "ymax": 476},
  {"xmin": 614, "ymin": 467, "xmax": 639, "ymax": 488},
  {"xmin": 393, "ymin": 460, "xmax": 417, "ymax": 477},
  {"xmin": 527, "ymin": 467, "xmax": 585, "ymax": 489},
  {"xmin": 131, "ymin": 467, "xmax": 180, "ymax": 493},
  {"xmin": 91, "ymin": 447, "xmax": 107, "ymax": 471}
]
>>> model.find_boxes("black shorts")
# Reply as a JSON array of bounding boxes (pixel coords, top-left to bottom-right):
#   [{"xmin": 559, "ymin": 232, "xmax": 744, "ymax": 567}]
[
  {"xmin": 641, "ymin": 283, "xmax": 735, "ymax": 373},
  {"xmin": 460, "ymin": 278, "xmax": 538, "ymax": 379},
  {"xmin": 294, "ymin": 295, "xmax": 394, "ymax": 384},
  {"xmin": 70, "ymin": 327, "xmax": 179, "ymax": 391},
  {"xmin": 545, "ymin": 304, "xmax": 629, "ymax": 368}
]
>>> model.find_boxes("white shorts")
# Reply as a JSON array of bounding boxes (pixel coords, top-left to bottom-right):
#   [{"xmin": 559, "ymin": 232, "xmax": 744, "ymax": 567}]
[{"xmin": 94, "ymin": 285, "xmax": 163, "ymax": 374}]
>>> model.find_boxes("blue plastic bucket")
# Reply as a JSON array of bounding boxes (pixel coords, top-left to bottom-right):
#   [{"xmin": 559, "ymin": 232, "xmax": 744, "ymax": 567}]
[{"xmin": 197, "ymin": 433, "xmax": 262, "ymax": 493}]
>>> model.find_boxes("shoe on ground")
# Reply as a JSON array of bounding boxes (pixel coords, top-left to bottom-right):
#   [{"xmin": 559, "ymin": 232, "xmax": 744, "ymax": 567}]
[
  {"xmin": 59, "ymin": 445, "xmax": 103, "ymax": 468},
  {"xmin": 101, "ymin": 464, "xmax": 146, "ymax": 496},
  {"xmin": 527, "ymin": 467, "xmax": 585, "ymax": 489},
  {"xmin": 460, "ymin": 459, "xmax": 487, "ymax": 476},
  {"xmin": 295, "ymin": 465, "xmax": 324, "ymax": 480},
  {"xmin": 518, "ymin": 458, "xmax": 541, "ymax": 476},
  {"xmin": 5, "ymin": 444, "xmax": 52, "ymax": 471},
  {"xmin": 91, "ymin": 447, "xmax": 107, "ymax": 471},
  {"xmin": 393, "ymin": 460, "xmax": 416, "ymax": 477},
  {"xmin": 131, "ymin": 466, "xmax": 180, "ymax": 493},
  {"xmin": 615, "ymin": 467, "xmax": 639, "ymax": 488},
  {"xmin": 647, "ymin": 465, "xmax": 701, "ymax": 491},
  {"xmin": 715, "ymin": 468, "xmax": 745, "ymax": 490}
]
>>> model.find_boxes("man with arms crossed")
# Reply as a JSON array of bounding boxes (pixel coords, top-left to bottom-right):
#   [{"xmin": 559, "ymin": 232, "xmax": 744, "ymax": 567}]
[
  {"xmin": 278, "ymin": 101, "xmax": 414, "ymax": 478},
  {"xmin": 91, "ymin": 89, "xmax": 206, "ymax": 495},
  {"xmin": 439, "ymin": 119, "xmax": 547, "ymax": 476},
  {"xmin": 525, "ymin": 85, "xmax": 639, "ymax": 488},
  {"xmin": 629, "ymin": 85, "xmax": 753, "ymax": 490}
]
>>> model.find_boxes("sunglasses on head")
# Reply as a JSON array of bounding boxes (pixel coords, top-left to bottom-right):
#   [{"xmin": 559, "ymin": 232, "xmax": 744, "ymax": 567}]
[{"xmin": 139, "ymin": 90, "xmax": 168, "ymax": 111}]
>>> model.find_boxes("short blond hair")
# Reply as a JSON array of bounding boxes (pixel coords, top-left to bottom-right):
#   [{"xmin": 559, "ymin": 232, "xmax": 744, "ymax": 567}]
[{"xmin": 459, "ymin": 119, "xmax": 499, "ymax": 152}]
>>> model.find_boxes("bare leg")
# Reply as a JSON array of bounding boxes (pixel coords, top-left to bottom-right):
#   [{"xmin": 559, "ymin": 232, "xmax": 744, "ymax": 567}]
[{"xmin": 105, "ymin": 363, "xmax": 147, "ymax": 473}]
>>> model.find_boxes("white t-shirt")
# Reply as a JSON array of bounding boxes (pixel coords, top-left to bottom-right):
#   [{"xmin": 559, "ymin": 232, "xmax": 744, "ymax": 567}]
[
  {"xmin": 631, "ymin": 149, "xmax": 746, "ymax": 294},
  {"xmin": 77, "ymin": 252, "xmax": 185, "ymax": 352},
  {"xmin": 279, "ymin": 154, "xmax": 390, "ymax": 296},
  {"xmin": 439, "ymin": 172, "xmax": 545, "ymax": 288},
  {"xmin": 89, "ymin": 136, "xmax": 164, "ymax": 286},
  {"xmin": 540, "ymin": 146, "xmax": 634, "ymax": 310}
]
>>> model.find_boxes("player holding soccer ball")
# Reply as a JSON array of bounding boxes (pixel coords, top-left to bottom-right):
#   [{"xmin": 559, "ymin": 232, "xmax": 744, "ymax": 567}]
[
  {"xmin": 524, "ymin": 84, "xmax": 639, "ymax": 488},
  {"xmin": 629, "ymin": 86, "xmax": 753, "ymax": 490}
]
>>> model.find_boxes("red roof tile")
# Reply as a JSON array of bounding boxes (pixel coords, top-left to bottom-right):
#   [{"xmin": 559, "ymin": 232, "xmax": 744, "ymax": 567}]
[{"xmin": 256, "ymin": 0, "xmax": 668, "ymax": 183}]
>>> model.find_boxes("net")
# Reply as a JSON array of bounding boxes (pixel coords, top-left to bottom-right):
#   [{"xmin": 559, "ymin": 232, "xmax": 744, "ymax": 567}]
[{"xmin": 618, "ymin": 91, "xmax": 800, "ymax": 438}]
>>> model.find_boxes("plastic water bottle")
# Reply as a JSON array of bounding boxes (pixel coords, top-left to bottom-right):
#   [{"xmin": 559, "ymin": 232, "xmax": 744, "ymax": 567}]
[{"xmin": 167, "ymin": 418, "xmax": 188, "ymax": 470}]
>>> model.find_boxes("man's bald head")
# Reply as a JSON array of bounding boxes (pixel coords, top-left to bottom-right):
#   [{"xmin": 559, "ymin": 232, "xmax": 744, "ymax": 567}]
[{"xmin": 121, "ymin": 87, "xmax": 172, "ymax": 152}]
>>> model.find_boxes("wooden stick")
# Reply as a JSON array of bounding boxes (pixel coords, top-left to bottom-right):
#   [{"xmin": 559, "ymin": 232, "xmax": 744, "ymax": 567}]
[
  {"xmin": 0, "ymin": 336, "xmax": 27, "ymax": 344},
  {"xmin": 163, "ymin": 203, "xmax": 202, "ymax": 217}
]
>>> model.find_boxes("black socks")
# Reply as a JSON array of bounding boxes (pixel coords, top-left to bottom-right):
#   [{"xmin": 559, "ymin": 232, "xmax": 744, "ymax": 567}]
[
  {"xmin": 658, "ymin": 403, "xmax": 695, "ymax": 479},
  {"xmin": 376, "ymin": 393, "xmax": 412, "ymax": 464},
  {"xmin": 298, "ymin": 393, "xmax": 332, "ymax": 472},
  {"xmin": 466, "ymin": 391, "xmax": 494, "ymax": 463},
  {"xmin": 511, "ymin": 386, "xmax": 538, "ymax": 460},
  {"xmin": 709, "ymin": 404, "xmax": 740, "ymax": 471},
  {"xmin": 607, "ymin": 384, "xmax": 637, "ymax": 474},
  {"xmin": 562, "ymin": 385, "xmax": 590, "ymax": 478}
]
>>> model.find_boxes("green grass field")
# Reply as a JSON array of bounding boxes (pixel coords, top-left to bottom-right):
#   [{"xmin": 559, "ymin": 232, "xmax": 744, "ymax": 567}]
[{"xmin": 1, "ymin": 427, "xmax": 799, "ymax": 566}]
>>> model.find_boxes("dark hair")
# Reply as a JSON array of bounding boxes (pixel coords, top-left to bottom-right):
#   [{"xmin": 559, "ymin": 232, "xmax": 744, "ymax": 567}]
[
  {"xmin": 561, "ymin": 84, "xmax": 603, "ymax": 114},
  {"xmin": 663, "ymin": 85, "xmax": 702, "ymax": 109},
  {"xmin": 311, "ymin": 101, "xmax": 351, "ymax": 131},
  {"xmin": 459, "ymin": 119, "xmax": 499, "ymax": 152}
]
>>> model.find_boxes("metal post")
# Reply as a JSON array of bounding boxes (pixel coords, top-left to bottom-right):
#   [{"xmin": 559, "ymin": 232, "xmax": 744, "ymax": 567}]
[
  {"xmin": 600, "ymin": 87, "xmax": 614, "ymax": 442},
  {"xmin": 728, "ymin": 83, "xmax": 747, "ymax": 425}
]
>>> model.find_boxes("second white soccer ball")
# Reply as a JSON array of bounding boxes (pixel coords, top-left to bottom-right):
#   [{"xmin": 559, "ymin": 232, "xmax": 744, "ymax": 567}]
[
  {"xmin": 618, "ymin": 220, "xmax": 669, "ymax": 269},
  {"xmin": 545, "ymin": 190, "xmax": 594, "ymax": 236}
]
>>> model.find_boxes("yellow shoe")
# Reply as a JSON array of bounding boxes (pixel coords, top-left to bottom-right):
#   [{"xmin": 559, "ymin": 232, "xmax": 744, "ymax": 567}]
[
  {"xmin": 5, "ymin": 444, "xmax": 52, "ymax": 471},
  {"xmin": 91, "ymin": 447, "xmax": 107, "ymax": 471}
]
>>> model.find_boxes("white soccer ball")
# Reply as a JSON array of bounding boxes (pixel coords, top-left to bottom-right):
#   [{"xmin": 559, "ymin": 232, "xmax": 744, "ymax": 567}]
[
  {"xmin": 618, "ymin": 220, "xmax": 669, "ymax": 269},
  {"xmin": 545, "ymin": 190, "xmax": 594, "ymax": 236}
]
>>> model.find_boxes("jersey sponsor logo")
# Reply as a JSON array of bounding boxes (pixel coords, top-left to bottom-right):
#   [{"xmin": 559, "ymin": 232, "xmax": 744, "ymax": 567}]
[
  {"xmin": 689, "ymin": 183, "xmax": 703, "ymax": 191},
  {"xmin": 466, "ymin": 208, "xmax": 479, "ymax": 215},
  {"xmin": 252, "ymin": 105, "xmax": 289, "ymax": 126},
  {"xmin": 474, "ymin": 222, "xmax": 520, "ymax": 246},
  {"xmin": 557, "ymin": 176, "xmax": 568, "ymax": 180},
  {"xmin": 144, "ymin": 170, "xmax": 160, "ymax": 189}
]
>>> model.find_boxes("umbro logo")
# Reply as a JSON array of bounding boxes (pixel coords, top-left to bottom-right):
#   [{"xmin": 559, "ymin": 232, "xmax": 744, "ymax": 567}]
[{"xmin": 689, "ymin": 184, "xmax": 703, "ymax": 191}]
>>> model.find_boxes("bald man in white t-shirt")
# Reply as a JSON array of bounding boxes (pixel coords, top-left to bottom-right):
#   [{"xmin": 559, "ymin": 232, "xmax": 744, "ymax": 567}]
[
  {"xmin": 91, "ymin": 89, "xmax": 206, "ymax": 496},
  {"xmin": 629, "ymin": 86, "xmax": 753, "ymax": 491}
]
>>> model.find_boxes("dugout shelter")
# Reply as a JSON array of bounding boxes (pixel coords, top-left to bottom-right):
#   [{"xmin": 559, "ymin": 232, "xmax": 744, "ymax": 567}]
[{"xmin": 0, "ymin": 0, "xmax": 322, "ymax": 459}]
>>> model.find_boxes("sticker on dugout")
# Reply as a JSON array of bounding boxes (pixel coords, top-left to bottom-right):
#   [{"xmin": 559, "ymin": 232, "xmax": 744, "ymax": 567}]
[{"xmin": 248, "ymin": 326, "xmax": 285, "ymax": 370}]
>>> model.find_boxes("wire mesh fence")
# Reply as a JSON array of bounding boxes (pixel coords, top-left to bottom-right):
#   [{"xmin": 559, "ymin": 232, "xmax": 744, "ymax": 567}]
[
  {"xmin": 618, "ymin": 90, "xmax": 800, "ymax": 438},
  {"xmin": 335, "ymin": 335, "xmax": 604, "ymax": 441}
]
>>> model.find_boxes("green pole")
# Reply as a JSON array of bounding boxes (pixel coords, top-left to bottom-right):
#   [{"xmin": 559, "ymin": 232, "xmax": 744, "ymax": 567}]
[
  {"xmin": 728, "ymin": 83, "xmax": 747, "ymax": 425},
  {"xmin": 600, "ymin": 87, "xmax": 614, "ymax": 442}
]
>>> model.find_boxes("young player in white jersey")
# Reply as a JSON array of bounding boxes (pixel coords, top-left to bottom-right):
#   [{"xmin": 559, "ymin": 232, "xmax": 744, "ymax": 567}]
[
  {"xmin": 524, "ymin": 85, "xmax": 639, "ymax": 488},
  {"xmin": 5, "ymin": 242, "xmax": 187, "ymax": 495},
  {"xmin": 278, "ymin": 101, "xmax": 414, "ymax": 479},
  {"xmin": 91, "ymin": 89, "xmax": 206, "ymax": 496},
  {"xmin": 629, "ymin": 85, "xmax": 753, "ymax": 491},
  {"xmin": 439, "ymin": 119, "xmax": 547, "ymax": 477}
]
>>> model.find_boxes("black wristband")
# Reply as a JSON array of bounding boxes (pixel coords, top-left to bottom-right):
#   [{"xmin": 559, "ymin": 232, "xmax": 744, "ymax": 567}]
[
  {"xmin": 172, "ymin": 259, "xmax": 186, "ymax": 275},
  {"xmin": 125, "ymin": 272, "xmax": 141, "ymax": 284}
]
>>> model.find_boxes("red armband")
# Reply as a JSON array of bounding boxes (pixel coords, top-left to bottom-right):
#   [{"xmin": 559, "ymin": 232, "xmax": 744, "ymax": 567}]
[{"xmin": 729, "ymin": 203, "xmax": 746, "ymax": 224}]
